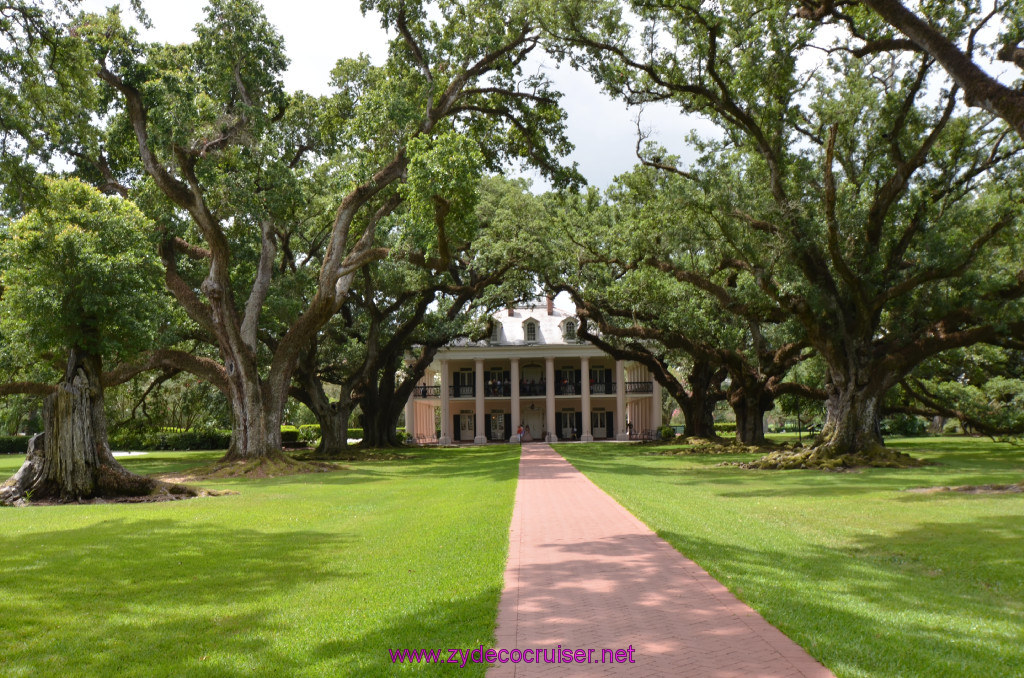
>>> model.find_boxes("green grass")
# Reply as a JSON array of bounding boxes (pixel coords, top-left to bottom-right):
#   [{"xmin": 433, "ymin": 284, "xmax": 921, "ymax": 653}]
[
  {"xmin": 0, "ymin": 445, "xmax": 520, "ymax": 677},
  {"xmin": 555, "ymin": 436, "xmax": 1024, "ymax": 678}
]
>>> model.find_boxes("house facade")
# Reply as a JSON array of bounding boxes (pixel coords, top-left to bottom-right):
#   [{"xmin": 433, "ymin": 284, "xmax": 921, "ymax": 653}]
[{"xmin": 404, "ymin": 300, "xmax": 662, "ymax": 444}]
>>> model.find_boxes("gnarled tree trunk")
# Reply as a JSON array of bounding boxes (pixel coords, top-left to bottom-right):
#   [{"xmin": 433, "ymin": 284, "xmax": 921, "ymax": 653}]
[
  {"xmin": 677, "ymin": 361, "xmax": 724, "ymax": 439},
  {"xmin": 729, "ymin": 377, "xmax": 777, "ymax": 445},
  {"xmin": 817, "ymin": 370, "xmax": 886, "ymax": 456},
  {"xmin": 1, "ymin": 350, "xmax": 188, "ymax": 505}
]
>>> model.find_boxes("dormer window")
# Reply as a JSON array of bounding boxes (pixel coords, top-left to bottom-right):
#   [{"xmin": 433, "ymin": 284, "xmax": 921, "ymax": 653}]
[
  {"xmin": 491, "ymin": 323, "xmax": 501, "ymax": 343},
  {"xmin": 525, "ymin": 321, "xmax": 537, "ymax": 342},
  {"xmin": 564, "ymin": 321, "xmax": 577, "ymax": 341}
]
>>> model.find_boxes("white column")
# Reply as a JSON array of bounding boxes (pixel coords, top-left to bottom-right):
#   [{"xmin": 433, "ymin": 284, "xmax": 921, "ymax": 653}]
[
  {"xmin": 474, "ymin": 358, "xmax": 487, "ymax": 444},
  {"xmin": 545, "ymin": 357, "xmax": 557, "ymax": 442},
  {"xmin": 616, "ymin": 360, "xmax": 628, "ymax": 441},
  {"xmin": 510, "ymin": 357, "xmax": 521, "ymax": 443},
  {"xmin": 405, "ymin": 393, "xmax": 415, "ymax": 441},
  {"xmin": 651, "ymin": 377, "xmax": 663, "ymax": 430},
  {"xmin": 439, "ymin": 361, "xmax": 452, "ymax": 444},
  {"xmin": 580, "ymin": 355, "xmax": 593, "ymax": 442}
]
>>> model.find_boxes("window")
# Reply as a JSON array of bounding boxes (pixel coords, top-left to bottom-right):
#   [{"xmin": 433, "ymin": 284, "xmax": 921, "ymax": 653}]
[
  {"xmin": 491, "ymin": 323, "xmax": 501, "ymax": 342},
  {"xmin": 525, "ymin": 321, "xmax": 537, "ymax": 342},
  {"xmin": 564, "ymin": 321, "xmax": 576, "ymax": 340}
]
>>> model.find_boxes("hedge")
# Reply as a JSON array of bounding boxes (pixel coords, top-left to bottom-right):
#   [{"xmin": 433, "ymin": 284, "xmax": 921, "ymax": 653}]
[
  {"xmin": 109, "ymin": 429, "xmax": 233, "ymax": 451},
  {"xmin": 713, "ymin": 422, "xmax": 737, "ymax": 432},
  {"xmin": 0, "ymin": 436, "xmax": 31, "ymax": 454}
]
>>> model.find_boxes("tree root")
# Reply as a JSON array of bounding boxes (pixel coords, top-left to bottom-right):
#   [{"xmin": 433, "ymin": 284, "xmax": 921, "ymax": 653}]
[
  {"xmin": 728, "ymin": 444, "xmax": 932, "ymax": 470},
  {"xmin": 294, "ymin": 449, "xmax": 411, "ymax": 462},
  {"xmin": 0, "ymin": 445, "xmax": 202, "ymax": 507},
  {"xmin": 645, "ymin": 437, "xmax": 782, "ymax": 456},
  {"xmin": 158, "ymin": 450, "xmax": 341, "ymax": 482}
]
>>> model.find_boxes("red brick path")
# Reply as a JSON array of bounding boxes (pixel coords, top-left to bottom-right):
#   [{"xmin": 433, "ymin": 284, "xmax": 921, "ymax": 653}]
[{"xmin": 490, "ymin": 443, "xmax": 834, "ymax": 677}]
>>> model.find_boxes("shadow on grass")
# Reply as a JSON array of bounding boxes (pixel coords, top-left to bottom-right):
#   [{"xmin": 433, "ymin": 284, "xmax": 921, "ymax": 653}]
[
  {"xmin": 652, "ymin": 513, "xmax": 1024, "ymax": 678},
  {"xmin": 0, "ymin": 518, "xmax": 353, "ymax": 677},
  {"xmin": 312, "ymin": 590, "xmax": 502, "ymax": 676},
  {"xmin": 0, "ymin": 518, "xmax": 511, "ymax": 677}
]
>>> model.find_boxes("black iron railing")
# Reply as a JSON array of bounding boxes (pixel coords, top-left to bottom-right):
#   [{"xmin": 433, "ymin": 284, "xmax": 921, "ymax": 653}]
[
  {"xmin": 625, "ymin": 381, "xmax": 653, "ymax": 393},
  {"xmin": 555, "ymin": 381, "xmax": 581, "ymax": 395},
  {"xmin": 412, "ymin": 385, "xmax": 441, "ymax": 398}
]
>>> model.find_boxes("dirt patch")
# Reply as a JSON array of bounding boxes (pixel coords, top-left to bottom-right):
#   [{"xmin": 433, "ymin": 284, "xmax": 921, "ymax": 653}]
[
  {"xmin": 155, "ymin": 453, "xmax": 343, "ymax": 483},
  {"xmin": 907, "ymin": 482, "xmax": 1023, "ymax": 495},
  {"xmin": 293, "ymin": 449, "xmax": 411, "ymax": 462},
  {"xmin": 21, "ymin": 486, "xmax": 237, "ymax": 506}
]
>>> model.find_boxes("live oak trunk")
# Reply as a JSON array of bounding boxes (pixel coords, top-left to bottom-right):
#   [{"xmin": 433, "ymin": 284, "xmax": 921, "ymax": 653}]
[
  {"xmin": 817, "ymin": 373, "xmax": 886, "ymax": 456},
  {"xmin": 290, "ymin": 347, "xmax": 352, "ymax": 458},
  {"xmin": 316, "ymin": 405, "xmax": 351, "ymax": 456},
  {"xmin": 359, "ymin": 396, "xmax": 403, "ymax": 448},
  {"xmin": 0, "ymin": 351, "xmax": 185, "ymax": 505},
  {"xmin": 731, "ymin": 386, "xmax": 773, "ymax": 445},
  {"xmin": 356, "ymin": 367, "xmax": 405, "ymax": 449},
  {"xmin": 677, "ymin": 362, "xmax": 723, "ymax": 439}
]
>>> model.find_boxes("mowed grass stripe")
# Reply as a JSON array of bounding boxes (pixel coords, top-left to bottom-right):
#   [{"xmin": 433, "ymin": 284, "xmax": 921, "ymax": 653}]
[
  {"xmin": 555, "ymin": 437, "xmax": 1024, "ymax": 678},
  {"xmin": 0, "ymin": 445, "xmax": 520, "ymax": 677}
]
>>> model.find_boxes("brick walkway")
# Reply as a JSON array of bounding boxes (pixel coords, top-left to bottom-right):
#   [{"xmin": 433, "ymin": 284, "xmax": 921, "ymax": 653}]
[{"xmin": 490, "ymin": 443, "xmax": 834, "ymax": 677}]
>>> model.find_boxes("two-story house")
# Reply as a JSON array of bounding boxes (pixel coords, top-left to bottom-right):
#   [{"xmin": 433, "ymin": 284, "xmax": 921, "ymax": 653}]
[{"xmin": 404, "ymin": 299, "xmax": 662, "ymax": 444}]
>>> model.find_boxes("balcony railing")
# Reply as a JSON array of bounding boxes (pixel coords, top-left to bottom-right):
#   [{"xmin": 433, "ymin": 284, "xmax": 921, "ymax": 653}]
[
  {"xmin": 519, "ymin": 382, "xmax": 547, "ymax": 396},
  {"xmin": 430, "ymin": 380, "xmax": 654, "ymax": 397},
  {"xmin": 555, "ymin": 381, "xmax": 581, "ymax": 396},
  {"xmin": 411, "ymin": 385, "xmax": 441, "ymax": 398},
  {"xmin": 484, "ymin": 383, "xmax": 512, "ymax": 397}
]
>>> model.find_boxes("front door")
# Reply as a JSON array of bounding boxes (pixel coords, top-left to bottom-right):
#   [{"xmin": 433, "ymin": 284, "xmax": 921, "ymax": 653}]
[
  {"xmin": 522, "ymin": 411, "xmax": 543, "ymax": 441},
  {"xmin": 489, "ymin": 414, "xmax": 505, "ymax": 441},
  {"xmin": 460, "ymin": 414, "xmax": 474, "ymax": 441},
  {"xmin": 592, "ymin": 411, "xmax": 607, "ymax": 439},
  {"xmin": 559, "ymin": 412, "xmax": 576, "ymax": 439}
]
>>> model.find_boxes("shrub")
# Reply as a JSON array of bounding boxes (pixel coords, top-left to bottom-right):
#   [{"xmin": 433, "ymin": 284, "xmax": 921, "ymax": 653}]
[
  {"xmin": 658, "ymin": 425, "xmax": 674, "ymax": 441},
  {"xmin": 347, "ymin": 428, "xmax": 364, "ymax": 439},
  {"xmin": 0, "ymin": 435, "xmax": 30, "ymax": 454},
  {"xmin": 299, "ymin": 424, "xmax": 321, "ymax": 442},
  {"xmin": 714, "ymin": 422, "xmax": 736, "ymax": 433},
  {"xmin": 280, "ymin": 425, "xmax": 300, "ymax": 444},
  {"xmin": 109, "ymin": 428, "xmax": 232, "ymax": 451},
  {"xmin": 881, "ymin": 414, "xmax": 928, "ymax": 437}
]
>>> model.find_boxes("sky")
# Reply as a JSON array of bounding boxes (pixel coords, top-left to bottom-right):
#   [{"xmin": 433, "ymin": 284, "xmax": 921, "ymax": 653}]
[{"xmin": 78, "ymin": 0, "xmax": 705, "ymax": 192}]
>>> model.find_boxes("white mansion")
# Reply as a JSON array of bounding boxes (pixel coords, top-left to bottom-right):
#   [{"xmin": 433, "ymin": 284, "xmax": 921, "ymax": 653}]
[{"xmin": 404, "ymin": 299, "xmax": 662, "ymax": 444}]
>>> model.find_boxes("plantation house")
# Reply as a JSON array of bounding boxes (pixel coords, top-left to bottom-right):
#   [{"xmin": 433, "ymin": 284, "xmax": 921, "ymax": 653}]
[{"xmin": 405, "ymin": 299, "xmax": 662, "ymax": 444}]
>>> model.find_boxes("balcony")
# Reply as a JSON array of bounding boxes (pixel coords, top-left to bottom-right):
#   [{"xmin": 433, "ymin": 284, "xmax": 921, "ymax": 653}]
[
  {"xmin": 588, "ymin": 382, "xmax": 616, "ymax": 395},
  {"xmin": 411, "ymin": 385, "xmax": 441, "ymax": 398},
  {"xmin": 519, "ymin": 382, "xmax": 546, "ymax": 396},
  {"xmin": 555, "ymin": 381, "xmax": 581, "ymax": 396},
  {"xmin": 625, "ymin": 381, "xmax": 653, "ymax": 394},
  {"xmin": 450, "ymin": 385, "xmax": 476, "ymax": 398},
  {"xmin": 484, "ymin": 383, "xmax": 512, "ymax": 397}
]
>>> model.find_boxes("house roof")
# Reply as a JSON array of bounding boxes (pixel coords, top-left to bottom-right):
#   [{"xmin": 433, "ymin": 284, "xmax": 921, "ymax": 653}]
[
  {"xmin": 443, "ymin": 303, "xmax": 582, "ymax": 348},
  {"xmin": 494, "ymin": 305, "xmax": 578, "ymax": 345}
]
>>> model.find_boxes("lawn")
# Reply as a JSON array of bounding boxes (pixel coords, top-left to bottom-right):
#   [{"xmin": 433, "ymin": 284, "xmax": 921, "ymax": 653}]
[
  {"xmin": 555, "ymin": 436, "xmax": 1024, "ymax": 678},
  {"xmin": 0, "ymin": 445, "xmax": 520, "ymax": 677}
]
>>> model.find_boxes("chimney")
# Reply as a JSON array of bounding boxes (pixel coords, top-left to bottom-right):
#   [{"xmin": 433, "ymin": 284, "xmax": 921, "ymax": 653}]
[
  {"xmin": 507, "ymin": 306, "xmax": 514, "ymax": 317},
  {"xmin": 546, "ymin": 295, "xmax": 554, "ymax": 315}
]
